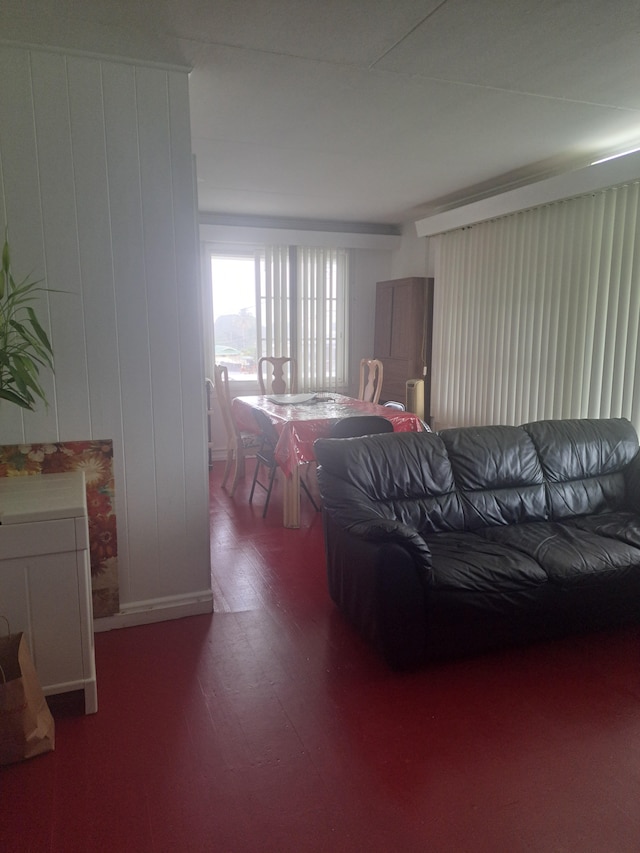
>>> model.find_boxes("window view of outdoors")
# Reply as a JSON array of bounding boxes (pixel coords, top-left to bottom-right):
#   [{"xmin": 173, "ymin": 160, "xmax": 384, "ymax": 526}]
[{"xmin": 211, "ymin": 256, "xmax": 258, "ymax": 381}]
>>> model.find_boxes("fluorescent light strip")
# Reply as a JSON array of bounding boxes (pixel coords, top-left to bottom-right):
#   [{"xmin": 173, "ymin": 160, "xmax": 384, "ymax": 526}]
[{"xmin": 591, "ymin": 146, "xmax": 640, "ymax": 166}]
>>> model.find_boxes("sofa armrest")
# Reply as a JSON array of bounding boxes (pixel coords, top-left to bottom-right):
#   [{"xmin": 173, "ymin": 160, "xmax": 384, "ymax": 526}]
[
  {"xmin": 322, "ymin": 511, "xmax": 432, "ymax": 669},
  {"xmin": 317, "ymin": 460, "xmax": 433, "ymax": 568},
  {"xmin": 341, "ymin": 515, "xmax": 433, "ymax": 569}
]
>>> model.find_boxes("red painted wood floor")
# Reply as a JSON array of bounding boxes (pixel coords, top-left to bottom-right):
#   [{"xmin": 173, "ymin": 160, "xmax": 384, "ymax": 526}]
[{"xmin": 3, "ymin": 462, "xmax": 640, "ymax": 852}]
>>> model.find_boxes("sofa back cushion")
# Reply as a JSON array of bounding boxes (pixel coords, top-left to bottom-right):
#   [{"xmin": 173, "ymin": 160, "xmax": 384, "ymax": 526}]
[
  {"xmin": 522, "ymin": 418, "xmax": 639, "ymax": 519},
  {"xmin": 438, "ymin": 425, "xmax": 547, "ymax": 530},
  {"xmin": 315, "ymin": 425, "xmax": 548, "ymax": 535},
  {"xmin": 314, "ymin": 431, "xmax": 466, "ymax": 534},
  {"xmin": 315, "ymin": 417, "xmax": 640, "ymax": 536}
]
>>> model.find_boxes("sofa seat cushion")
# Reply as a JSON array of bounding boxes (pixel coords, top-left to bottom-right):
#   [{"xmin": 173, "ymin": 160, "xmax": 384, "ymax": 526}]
[
  {"xmin": 564, "ymin": 511, "xmax": 640, "ymax": 549},
  {"xmin": 478, "ymin": 521, "xmax": 640, "ymax": 586},
  {"xmin": 427, "ymin": 532, "xmax": 548, "ymax": 592}
]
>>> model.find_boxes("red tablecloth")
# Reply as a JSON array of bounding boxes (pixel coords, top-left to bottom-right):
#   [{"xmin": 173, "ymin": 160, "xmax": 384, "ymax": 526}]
[{"xmin": 232, "ymin": 394, "xmax": 425, "ymax": 477}]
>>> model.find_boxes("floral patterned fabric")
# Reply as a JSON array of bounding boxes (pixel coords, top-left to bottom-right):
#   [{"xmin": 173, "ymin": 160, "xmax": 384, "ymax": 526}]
[{"xmin": 0, "ymin": 441, "xmax": 119, "ymax": 618}]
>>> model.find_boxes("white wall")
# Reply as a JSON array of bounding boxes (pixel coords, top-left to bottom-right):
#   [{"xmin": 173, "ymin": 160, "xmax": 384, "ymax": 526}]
[
  {"xmin": 349, "ymin": 248, "xmax": 393, "ymax": 394},
  {"xmin": 390, "ymin": 225, "xmax": 431, "ymax": 279},
  {"xmin": 0, "ymin": 44, "xmax": 212, "ymax": 626}
]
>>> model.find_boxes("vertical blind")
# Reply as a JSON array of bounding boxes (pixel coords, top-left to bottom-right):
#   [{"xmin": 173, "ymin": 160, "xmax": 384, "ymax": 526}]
[
  {"xmin": 258, "ymin": 246, "xmax": 291, "ymax": 359},
  {"xmin": 433, "ymin": 182, "xmax": 640, "ymax": 431},
  {"xmin": 296, "ymin": 247, "xmax": 349, "ymax": 392},
  {"xmin": 258, "ymin": 246, "xmax": 349, "ymax": 393}
]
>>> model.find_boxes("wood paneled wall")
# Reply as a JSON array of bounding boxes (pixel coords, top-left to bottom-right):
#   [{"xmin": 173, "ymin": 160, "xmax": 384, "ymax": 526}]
[{"xmin": 0, "ymin": 44, "xmax": 211, "ymax": 620}]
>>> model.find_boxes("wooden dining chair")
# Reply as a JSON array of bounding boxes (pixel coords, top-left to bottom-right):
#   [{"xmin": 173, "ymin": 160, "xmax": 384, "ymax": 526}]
[
  {"xmin": 258, "ymin": 356, "xmax": 297, "ymax": 395},
  {"xmin": 213, "ymin": 364, "xmax": 261, "ymax": 495},
  {"xmin": 249, "ymin": 408, "xmax": 319, "ymax": 517},
  {"xmin": 358, "ymin": 358, "xmax": 384, "ymax": 404}
]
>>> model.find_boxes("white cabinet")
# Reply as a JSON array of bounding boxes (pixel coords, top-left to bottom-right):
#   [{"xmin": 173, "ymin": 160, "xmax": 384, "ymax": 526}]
[{"xmin": 0, "ymin": 472, "xmax": 97, "ymax": 714}]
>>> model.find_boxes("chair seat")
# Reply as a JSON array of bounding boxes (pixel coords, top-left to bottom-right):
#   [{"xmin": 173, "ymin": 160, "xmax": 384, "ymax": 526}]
[
  {"xmin": 330, "ymin": 415, "xmax": 394, "ymax": 439},
  {"xmin": 240, "ymin": 431, "xmax": 261, "ymax": 449},
  {"xmin": 249, "ymin": 407, "xmax": 319, "ymax": 518}
]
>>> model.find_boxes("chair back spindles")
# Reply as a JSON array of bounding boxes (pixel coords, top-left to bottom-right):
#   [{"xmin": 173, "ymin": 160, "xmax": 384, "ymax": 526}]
[
  {"xmin": 358, "ymin": 358, "xmax": 384, "ymax": 404},
  {"xmin": 258, "ymin": 357, "xmax": 297, "ymax": 395},
  {"xmin": 213, "ymin": 364, "xmax": 260, "ymax": 495}
]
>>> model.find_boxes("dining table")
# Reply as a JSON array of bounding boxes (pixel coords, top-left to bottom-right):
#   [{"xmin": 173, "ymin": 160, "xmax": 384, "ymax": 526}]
[{"xmin": 231, "ymin": 393, "xmax": 426, "ymax": 528}]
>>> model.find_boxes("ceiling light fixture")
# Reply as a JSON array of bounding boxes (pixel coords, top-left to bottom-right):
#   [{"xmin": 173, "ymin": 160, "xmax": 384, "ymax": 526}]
[{"xmin": 590, "ymin": 146, "xmax": 640, "ymax": 166}]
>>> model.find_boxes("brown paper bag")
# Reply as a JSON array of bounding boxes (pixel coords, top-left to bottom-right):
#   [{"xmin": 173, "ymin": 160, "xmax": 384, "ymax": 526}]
[{"xmin": 0, "ymin": 629, "xmax": 55, "ymax": 765}]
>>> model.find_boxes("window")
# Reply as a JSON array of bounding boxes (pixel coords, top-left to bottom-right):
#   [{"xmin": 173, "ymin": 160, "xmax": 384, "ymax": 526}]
[
  {"xmin": 211, "ymin": 245, "xmax": 349, "ymax": 391},
  {"xmin": 211, "ymin": 254, "xmax": 258, "ymax": 381}
]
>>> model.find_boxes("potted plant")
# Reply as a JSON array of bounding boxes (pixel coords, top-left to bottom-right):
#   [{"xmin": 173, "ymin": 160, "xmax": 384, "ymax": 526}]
[{"xmin": 0, "ymin": 233, "xmax": 54, "ymax": 410}]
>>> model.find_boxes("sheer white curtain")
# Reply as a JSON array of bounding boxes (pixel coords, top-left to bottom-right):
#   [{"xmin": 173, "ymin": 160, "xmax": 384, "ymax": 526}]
[{"xmin": 433, "ymin": 181, "xmax": 640, "ymax": 431}]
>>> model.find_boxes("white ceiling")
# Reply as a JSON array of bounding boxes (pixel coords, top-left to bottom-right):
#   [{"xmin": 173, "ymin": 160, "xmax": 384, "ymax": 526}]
[{"xmin": 5, "ymin": 0, "xmax": 640, "ymax": 226}]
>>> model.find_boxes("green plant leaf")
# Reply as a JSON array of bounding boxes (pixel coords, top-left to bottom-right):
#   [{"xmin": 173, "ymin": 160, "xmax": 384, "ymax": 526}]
[
  {"xmin": 0, "ymin": 387, "xmax": 32, "ymax": 408},
  {"xmin": 26, "ymin": 307, "xmax": 54, "ymax": 354},
  {"xmin": 9, "ymin": 356, "xmax": 30, "ymax": 387},
  {"xmin": 6, "ymin": 279, "xmax": 45, "ymax": 302},
  {"xmin": 0, "ymin": 234, "xmax": 57, "ymax": 411},
  {"xmin": 2, "ymin": 237, "xmax": 9, "ymax": 276},
  {"xmin": 11, "ymin": 355, "xmax": 45, "ymax": 402},
  {"xmin": 8, "ymin": 326, "xmax": 53, "ymax": 369}
]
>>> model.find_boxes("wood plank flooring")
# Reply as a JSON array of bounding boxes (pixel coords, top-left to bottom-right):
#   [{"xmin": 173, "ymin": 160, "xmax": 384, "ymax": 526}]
[{"xmin": 2, "ymin": 462, "xmax": 640, "ymax": 851}]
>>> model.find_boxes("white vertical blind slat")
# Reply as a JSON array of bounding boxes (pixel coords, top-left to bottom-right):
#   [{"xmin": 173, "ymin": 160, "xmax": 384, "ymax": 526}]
[
  {"xmin": 295, "ymin": 246, "xmax": 348, "ymax": 393},
  {"xmin": 434, "ymin": 181, "xmax": 640, "ymax": 432},
  {"xmin": 259, "ymin": 246, "xmax": 349, "ymax": 392},
  {"xmin": 261, "ymin": 246, "xmax": 290, "ymax": 358}
]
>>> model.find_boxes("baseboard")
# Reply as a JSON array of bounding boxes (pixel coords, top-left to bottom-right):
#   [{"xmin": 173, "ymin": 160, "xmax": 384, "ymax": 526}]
[{"xmin": 94, "ymin": 589, "xmax": 214, "ymax": 632}]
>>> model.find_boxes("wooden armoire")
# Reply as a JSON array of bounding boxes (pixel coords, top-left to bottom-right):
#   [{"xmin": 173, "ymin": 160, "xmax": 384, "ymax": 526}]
[{"xmin": 373, "ymin": 276, "xmax": 434, "ymax": 421}]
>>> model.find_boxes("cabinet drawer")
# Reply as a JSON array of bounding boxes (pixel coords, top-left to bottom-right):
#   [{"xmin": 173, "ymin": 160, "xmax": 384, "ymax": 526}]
[{"xmin": 0, "ymin": 518, "xmax": 78, "ymax": 560}]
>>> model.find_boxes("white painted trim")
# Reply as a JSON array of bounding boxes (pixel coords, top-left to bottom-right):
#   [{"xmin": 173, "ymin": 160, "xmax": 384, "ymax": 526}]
[
  {"xmin": 415, "ymin": 149, "xmax": 640, "ymax": 237},
  {"xmin": 94, "ymin": 590, "xmax": 214, "ymax": 632},
  {"xmin": 0, "ymin": 38, "xmax": 191, "ymax": 72},
  {"xmin": 200, "ymin": 223, "xmax": 400, "ymax": 250}
]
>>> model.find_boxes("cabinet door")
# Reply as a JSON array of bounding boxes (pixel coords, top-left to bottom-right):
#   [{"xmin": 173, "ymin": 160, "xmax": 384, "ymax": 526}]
[
  {"xmin": 389, "ymin": 281, "xmax": 420, "ymax": 360},
  {"xmin": 373, "ymin": 277, "xmax": 430, "ymax": 407},
  {"xmin": 0, "ymin": 551, "xmax": 85, "ymax": 689},
  {"xmin": 375, "ymin": 278, "xmax": 426, "ymax": 362},
  {"xmin": 373, "ymin": 282, "xmax": 394, "ymax": 358}
]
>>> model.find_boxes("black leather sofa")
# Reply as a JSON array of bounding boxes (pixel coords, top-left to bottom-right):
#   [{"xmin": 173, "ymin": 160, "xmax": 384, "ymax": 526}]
[{"xmin": 315, "ymin": 418, "xmax": 640, "ymax": 669}]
